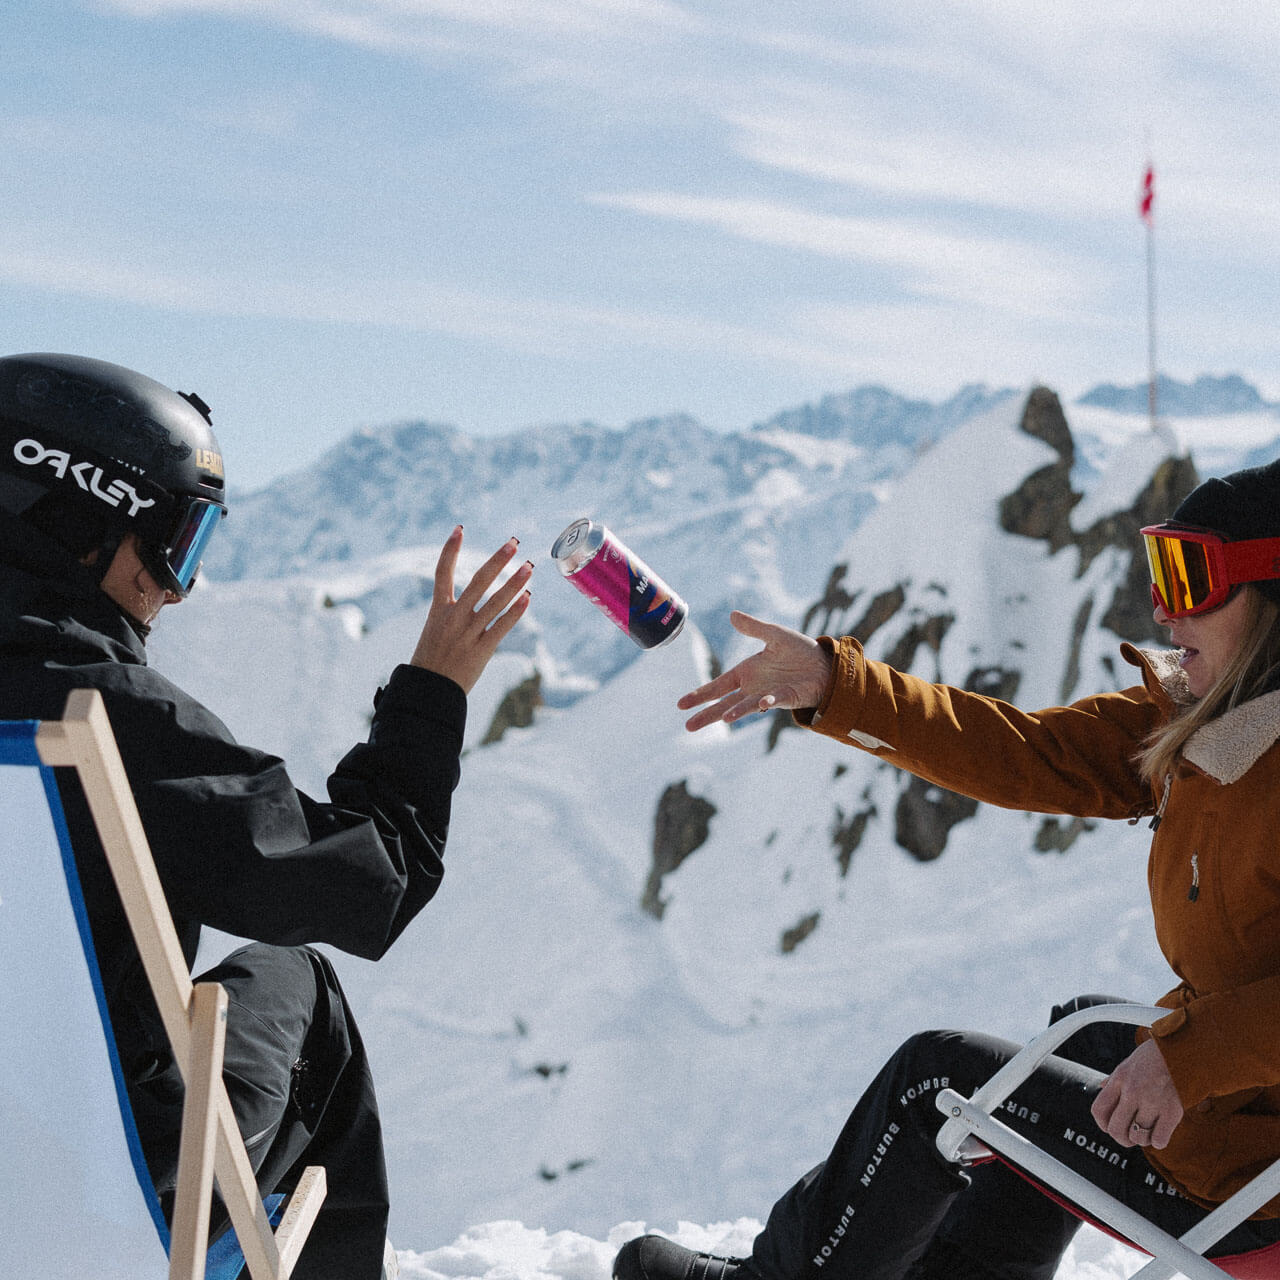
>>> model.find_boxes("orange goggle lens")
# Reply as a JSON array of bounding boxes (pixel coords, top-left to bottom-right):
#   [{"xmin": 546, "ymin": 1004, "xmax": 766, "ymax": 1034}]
[{"xmin": 1143, "ymin": 532, "xmax": 1221, "ymax": 617}]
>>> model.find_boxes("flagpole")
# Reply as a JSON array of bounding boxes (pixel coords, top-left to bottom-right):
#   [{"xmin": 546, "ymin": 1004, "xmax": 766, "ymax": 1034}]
[
  {"xmin": 1146, "ymin": 201, "xmax": 1157, "ymax": 431},
  {"xmin": 1140, "ymin": 163, "xmax": 1157, "ymax": 431}
]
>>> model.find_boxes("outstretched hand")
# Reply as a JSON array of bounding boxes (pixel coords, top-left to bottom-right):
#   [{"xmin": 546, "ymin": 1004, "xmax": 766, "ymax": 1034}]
[
  {"xmin": 410, "ymin": 527, "xmax": 533, "ymax": 694},
  {"xmin": 677, "ymin": 610, "xmax": 833, "ymax": 732},
  {"xmin": 1091, "ymin": 1038, "xmax": 1184, "ymax": 1150}
]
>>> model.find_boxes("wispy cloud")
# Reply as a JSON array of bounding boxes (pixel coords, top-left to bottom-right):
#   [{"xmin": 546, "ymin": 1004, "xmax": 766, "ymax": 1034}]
[
  {"xmin": 590, "ymin": 191, "xmax": 1094, "ymax": 317},
  {"xmin": 98, "ymin": 0, "xmax": 699, "ymax": 39},
  {"xmin": 0, "ymin": 240, "xmax": 862, "ymax": 372},
  {"xmin": 25, "ymin": 0, "xmax": 1280, "ymax": 438}
]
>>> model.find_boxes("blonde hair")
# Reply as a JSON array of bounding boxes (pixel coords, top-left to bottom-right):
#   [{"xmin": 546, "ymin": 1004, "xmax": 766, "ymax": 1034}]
[{"xmin": 1138, "ymin": 588, "xmax": 1280, "ymax": 783}]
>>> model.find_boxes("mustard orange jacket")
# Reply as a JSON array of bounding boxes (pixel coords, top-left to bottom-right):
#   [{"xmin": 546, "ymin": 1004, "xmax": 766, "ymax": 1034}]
[{"xmin": 801, "ymin": 636, "xmax": 1280, "ymax": 1213}]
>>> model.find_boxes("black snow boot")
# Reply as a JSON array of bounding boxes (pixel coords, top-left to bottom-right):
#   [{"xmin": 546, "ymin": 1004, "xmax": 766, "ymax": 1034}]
[{"xmin": 613, "ymin": 1236, "xmax": 754, "ymax": 1280}]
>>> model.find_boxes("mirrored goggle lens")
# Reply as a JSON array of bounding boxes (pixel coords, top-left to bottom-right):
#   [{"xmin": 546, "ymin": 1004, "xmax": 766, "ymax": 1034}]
[
  {"xmin": 1143, "ymin": 533, "xmax": 1217, "ymax": 616},
  {"xmin": 168, "ymin": 501, "xmax": 225, "ymax": 593}
]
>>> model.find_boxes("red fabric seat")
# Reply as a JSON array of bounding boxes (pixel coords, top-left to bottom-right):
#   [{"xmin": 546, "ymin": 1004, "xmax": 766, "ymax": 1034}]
[{"xmin": 982, "ymin": 1153, "xmax": 1280, "ymax": 1279}]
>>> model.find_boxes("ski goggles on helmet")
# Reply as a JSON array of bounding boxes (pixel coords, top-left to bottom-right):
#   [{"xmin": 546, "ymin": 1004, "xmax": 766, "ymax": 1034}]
[
  {"xmin": 143, "ymin": 496, "xmax": 226, "ymax": 597},
  {"xmin": 1141, "ymin": 523, "xmax": 1280, "ymax": 619}
]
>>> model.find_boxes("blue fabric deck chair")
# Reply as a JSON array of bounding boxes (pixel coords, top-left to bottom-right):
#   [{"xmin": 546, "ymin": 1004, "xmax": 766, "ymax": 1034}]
[
  {"xmin": 935, "ymin": 1002, "xmax": 1280, "ymax": 1280},
  {"xmin": 0, "ymin": 689, "xmax": 326, "ymax": 1280}
]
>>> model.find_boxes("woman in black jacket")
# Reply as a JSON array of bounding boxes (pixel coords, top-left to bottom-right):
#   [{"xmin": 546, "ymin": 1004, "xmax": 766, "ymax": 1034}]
[{"xmin": 0, "ymin": 352, "xmax": 531, "ymax": 1279}]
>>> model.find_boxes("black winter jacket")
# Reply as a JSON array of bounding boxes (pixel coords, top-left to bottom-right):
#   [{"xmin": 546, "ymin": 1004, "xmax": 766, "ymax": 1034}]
[{"xmin": 0, "ymin": 511, "xmax": 467, "ymax": 1081}]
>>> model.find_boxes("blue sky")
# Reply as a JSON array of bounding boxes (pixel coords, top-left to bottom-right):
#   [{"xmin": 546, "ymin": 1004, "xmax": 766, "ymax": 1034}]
[{"xmin": 3, "ymin": 1, "xmax": 1278, "ymax": 485}]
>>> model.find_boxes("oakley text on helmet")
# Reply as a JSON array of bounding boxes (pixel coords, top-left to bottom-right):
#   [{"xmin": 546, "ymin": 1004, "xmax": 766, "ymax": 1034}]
[{"xmin": 0, "ymin": 352, "xmax": 227, "ymax": 596}]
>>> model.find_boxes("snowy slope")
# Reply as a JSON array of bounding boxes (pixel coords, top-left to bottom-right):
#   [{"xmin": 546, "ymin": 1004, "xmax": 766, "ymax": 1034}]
[{"xmin": 149, "ymin": 385, "xmax": 1280, "ymax": 1278}]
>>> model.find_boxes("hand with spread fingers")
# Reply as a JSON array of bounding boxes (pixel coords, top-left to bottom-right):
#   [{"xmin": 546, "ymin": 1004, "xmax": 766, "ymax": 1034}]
[
  {"xmin": 677, "ymin": 610, "xmax": 833, "ymax": 732},
  {"xmin": 1090, "ymin": 1038, "xmax": 1185, "ymax": 1149},
  {"xmin": 410, "ymin": 526, "xmax": 533, "ymax": 694}
]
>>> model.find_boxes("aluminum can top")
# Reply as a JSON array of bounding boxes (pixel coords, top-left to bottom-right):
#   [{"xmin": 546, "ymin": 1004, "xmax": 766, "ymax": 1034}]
[{"xmin": 551, "ymin": 518, "xmax": 605, "ymax": 576}]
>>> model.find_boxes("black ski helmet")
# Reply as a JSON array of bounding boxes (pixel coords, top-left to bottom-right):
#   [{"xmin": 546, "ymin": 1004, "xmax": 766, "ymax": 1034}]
[{"xmin": 0, "ymin": 353, "xmax": 227, "ymax": 596}]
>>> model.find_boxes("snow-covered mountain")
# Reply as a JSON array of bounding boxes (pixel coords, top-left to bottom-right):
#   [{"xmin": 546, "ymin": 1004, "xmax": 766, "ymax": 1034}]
[
  {"xmin": 1077, "ymin": 372, "xmax": 1277, "ymax": 417},
  {"xmin": 150, "ymin": 379, "xmax": 1280, "ymax": 1276}
]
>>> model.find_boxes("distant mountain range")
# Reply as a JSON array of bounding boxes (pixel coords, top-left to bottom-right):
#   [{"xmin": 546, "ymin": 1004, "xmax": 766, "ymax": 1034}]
[{"xmin": 1077, "ymin": 372, "xmax": 1278, "ymax": 417}]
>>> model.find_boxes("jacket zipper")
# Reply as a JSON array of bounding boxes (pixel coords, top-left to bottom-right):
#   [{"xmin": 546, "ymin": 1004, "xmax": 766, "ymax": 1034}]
[{"xmin": 1189, "ymin": 853, "xmax": 1200, "ymax": 903}]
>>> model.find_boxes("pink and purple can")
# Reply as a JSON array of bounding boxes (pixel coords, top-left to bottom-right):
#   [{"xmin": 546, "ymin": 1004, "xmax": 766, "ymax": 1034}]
[{"xmin": 551, "ymin": 518, "xmax": 688, "ymax": 649}]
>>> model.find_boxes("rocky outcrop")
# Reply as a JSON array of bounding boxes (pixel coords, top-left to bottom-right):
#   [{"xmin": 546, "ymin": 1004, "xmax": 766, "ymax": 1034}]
[
  {"xmin": 481, "ymin": 671, "xmax": 543, "ymax": 745},
  {"xmin": 642, "ymin": 781, "xmax": 717, "ymax": 919},
  {"xmin": 883, "ymin": 610, "xmax": 954, "ymax": 675},
  {"xmin": 894, "ymin": 778, "xmax": 979, "ymax": 862},
  {"xmin": 892, "ymin": 666, "xmax": 1018, "ymax": 861},
  {"xmin": 1034, "ymin": 816, "xmax": 1097, "ymax": 853},
  {"xmin": 999, "ymin": 389, "xmax": 1199, "ymax": 660},
  {"xmin": 801, "ymin": 564, "xmax": 861, "ymax": 636},
  {"xmin": 999, "ymin": 387, "xmax": 1081, "ymax": 552},
  {"xmin": 780, "ymin": 911, "xmax": 820, "ymax": 953},
  {"xmin": 832, "ymin": 793, "xmax": 877, "ymax": 877}
]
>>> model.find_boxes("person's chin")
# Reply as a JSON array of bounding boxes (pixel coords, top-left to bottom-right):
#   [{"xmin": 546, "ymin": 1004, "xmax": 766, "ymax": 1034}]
[{"xmin": 1179, "ymin": 647, "xmax": 1208, "ymax": 696}]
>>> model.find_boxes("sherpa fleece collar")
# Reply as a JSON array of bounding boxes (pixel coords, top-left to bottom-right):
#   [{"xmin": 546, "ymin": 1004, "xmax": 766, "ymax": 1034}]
[{"xmin": 1127, "ymin": 644, "xmax": 1280, "ymax": 785}]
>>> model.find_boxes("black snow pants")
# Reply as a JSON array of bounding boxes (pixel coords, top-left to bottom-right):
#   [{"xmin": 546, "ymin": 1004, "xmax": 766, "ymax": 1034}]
[
  {"xmin": 748, "ymin": 995, "xmax": 1280, "ymax": 1280},
  {"xmin": 126, "ymin": 942, "xmax": 389, "ymax": 1280}
]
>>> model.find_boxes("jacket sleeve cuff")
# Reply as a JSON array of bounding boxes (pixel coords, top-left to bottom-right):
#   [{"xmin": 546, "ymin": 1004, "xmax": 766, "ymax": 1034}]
[
  {"xmin": 1149, "ymin": 1002, "xmax": 1218, "ymax": 1110},
  {"xmin": 794, "ymin": 636, "xmax": 895, "ymax": 753},
  {"xmin": 366, "ymin": 664, "xmax": 468, "ymax": 768},
  {"xmin": 376, "ymin": 663, "xmax": 467, "ymax": 724}
]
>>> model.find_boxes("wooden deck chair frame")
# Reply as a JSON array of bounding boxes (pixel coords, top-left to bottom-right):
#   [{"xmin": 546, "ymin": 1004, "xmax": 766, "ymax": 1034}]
[
  {"xmin": 934, "ymin": 1002, "xmax": 1280, "ymax": 1280},
  {"xmin": 33, "ymin": 688, "xmax": 327, "ymax": 1280}
]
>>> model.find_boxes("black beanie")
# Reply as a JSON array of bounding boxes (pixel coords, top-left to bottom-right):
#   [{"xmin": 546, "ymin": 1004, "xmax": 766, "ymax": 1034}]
[{"xmin": 1170, "ymin": 456, "xmax": 1280, "ymax": 605}]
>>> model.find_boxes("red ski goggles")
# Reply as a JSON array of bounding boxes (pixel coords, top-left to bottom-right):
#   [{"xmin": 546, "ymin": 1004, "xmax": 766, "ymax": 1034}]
[{"xmin": 1141, "ymin": 524, "xmax": 1280, "ymax": 619}]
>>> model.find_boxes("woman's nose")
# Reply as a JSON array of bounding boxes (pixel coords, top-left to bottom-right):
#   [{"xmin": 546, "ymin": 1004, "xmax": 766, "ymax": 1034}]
[{"xmin": 1150, "ymin": 584, "xmax": 1171, "ymax": 625}]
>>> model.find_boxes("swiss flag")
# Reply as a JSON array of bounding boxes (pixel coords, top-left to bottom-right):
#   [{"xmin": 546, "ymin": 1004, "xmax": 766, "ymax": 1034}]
[{"xmin": 1139, "ymin": 165, "xmax": 1155, "ymax": 225}]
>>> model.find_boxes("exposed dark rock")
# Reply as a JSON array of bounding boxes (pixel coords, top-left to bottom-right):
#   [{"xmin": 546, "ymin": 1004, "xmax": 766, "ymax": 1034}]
[
  {"xmin": 851, "ymin": 584, "xmax": 908, "ymax": 644},
  {"xmin": 780, "ymin": 911, "xmax": 821, "ymax": 953},
  {"xmin": 999, "ymin": 388, "xmax": 1199, "ymax": 656},
  {"xmin": 481, "ymin": 671, "xmax": 543, "ymax": 745},
  {"xmin": 894, "ymin": 776, "xmax": 979, "ymax": 862},
  {"xmin": 1060, "ymin": 595, "xmax": 1094, "ymax": 703},
  {"xmin": 538, "ymin": 1158, "xmax": 594, "ymax": 1181},
  {"xmin": 963, "ymin": 666, "xmax": 1020, "ymax": 701},
  {"xmin": 883, "ymin": 612, "xmax": 954, "ymax": 674},
  {"xmin": 832, "ymin": 800, "xmax": 877, "ymax": 876},
  {"xmin": 891, "ymin": 666, "xmax": 1015, "ymax": 861},
  {"xmin": 530, "ymin": 1062, "xmax": 569, "ymax": 1079},
  {"xmin": 999, "ymin": 387, "xmax": 1081, "ymax": 552},
  {"xmin": 802, "ymin": 564, "xmax": 860, "ymax": 635},
  {"xmin": 1034, "ymin": 816, "xmax": 1097, "ymax": 853},
  {"xmin": 642, "ymin": 781, "xmax": 717, "ymax": 919}
]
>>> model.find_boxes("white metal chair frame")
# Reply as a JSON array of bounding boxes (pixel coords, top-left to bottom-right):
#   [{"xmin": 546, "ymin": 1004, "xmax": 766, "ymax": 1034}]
[
  {"xmin": 935, "ymin": 1002, "xmax": 1280, "ymax": 1280},
  {"xmin": 30, "ymin": 689, "xmax": 327, "ymax": 1280}
]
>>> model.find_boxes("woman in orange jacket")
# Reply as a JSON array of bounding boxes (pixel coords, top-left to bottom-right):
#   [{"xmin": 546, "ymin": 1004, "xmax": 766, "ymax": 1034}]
[{"xmin": 615, "ymin": 458, "xmax": 1280, "ymax": 1280}]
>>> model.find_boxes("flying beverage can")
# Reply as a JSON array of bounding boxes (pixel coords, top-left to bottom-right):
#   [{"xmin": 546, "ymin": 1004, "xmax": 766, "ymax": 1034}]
[{"xmin": 551, "ymin": 518, "xmax": 688, "ymax": 649}]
